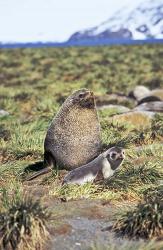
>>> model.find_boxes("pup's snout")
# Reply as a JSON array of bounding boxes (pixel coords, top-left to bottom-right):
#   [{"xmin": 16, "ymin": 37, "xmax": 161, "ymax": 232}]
[{"xmin": 119, "ymin": 152, "xmax": 125, "ymax": 159}]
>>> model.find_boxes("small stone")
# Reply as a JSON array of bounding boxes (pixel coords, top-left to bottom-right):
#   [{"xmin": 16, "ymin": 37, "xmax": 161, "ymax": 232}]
[
  {"xmin": 137, "ymin": 96, "xmax": 161, "ymax": 105},
  {"xmin": 150, "ymin": 89, "xmax": 163, "ymax": 100},
  {"xmin": 75, "ymin": 242, "xmax": 81, "ymax": 246},
  {"xmin": 134, "ymin": 101, "xmax": 163, "ymax": 112},
  {"xmin": 129, "ymin": 87, "xmax": 163, "ymax": 104},
  {"xmin": 128, "ymin": 85, "xmax": 150, "ymax": 101},
  {"xmin": 95, "ymin": 94, "xmax": 134, "ymax": 108},
  {"xmin": 97, "ymin": 104, "xmax": 130, "ymax": 113},
  {"xmin": 0, "ymin": 110, "xmax": 9, "ymax": 117}
]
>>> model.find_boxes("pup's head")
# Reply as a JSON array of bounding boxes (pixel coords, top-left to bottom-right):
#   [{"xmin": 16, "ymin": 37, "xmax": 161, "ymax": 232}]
[
  {"xmin": 68, "ymin": 89, "xmax": 95, "ymax": 109},
  {"xmin": 104, "ymin": 147, "xmax": 125, "ymax": 170}
]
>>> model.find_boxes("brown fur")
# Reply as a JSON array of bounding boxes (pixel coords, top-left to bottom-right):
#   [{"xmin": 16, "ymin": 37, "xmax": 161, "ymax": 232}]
[{"xmin": 27, "ymin": 89, "xmax": 101, "ymax": 181}]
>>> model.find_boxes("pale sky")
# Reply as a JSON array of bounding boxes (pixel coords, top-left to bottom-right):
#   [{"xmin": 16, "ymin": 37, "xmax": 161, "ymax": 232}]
[{"xmin": 0, "ymin": 0, "xmax": 144, "ymax": 42}]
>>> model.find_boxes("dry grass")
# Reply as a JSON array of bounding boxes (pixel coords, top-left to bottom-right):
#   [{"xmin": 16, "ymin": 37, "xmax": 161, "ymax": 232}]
[
  {"xmin": 0, "ymin": 195, "xmax": 50, "ymax": 250},
  {"xmin": 112, "ymin": 195, "xmax": 163, "ymax": 239}
]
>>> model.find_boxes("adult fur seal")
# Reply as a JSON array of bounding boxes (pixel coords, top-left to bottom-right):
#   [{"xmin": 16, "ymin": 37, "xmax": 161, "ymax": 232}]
[
  {"xmin": 63, "ymin": 147, "xmax": 125, "ymax": 185},
  {"xmin": 27, "ymin": 89, "xmax": 101, "ymax": 181}
]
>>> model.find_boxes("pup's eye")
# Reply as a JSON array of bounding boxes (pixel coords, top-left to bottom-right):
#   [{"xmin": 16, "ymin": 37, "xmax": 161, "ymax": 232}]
[{"xmin": 110, "ymin": 153, "xmax": 117, "ymax": 159}]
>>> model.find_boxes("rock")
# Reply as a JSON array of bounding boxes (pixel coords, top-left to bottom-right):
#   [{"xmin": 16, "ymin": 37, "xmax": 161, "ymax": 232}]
[
  {"xmin": 0, "ymin": 110, "xmax": 9, "ymax": 117},
  {"xmin": 137, "ymin": 96, "xmax": 161, "ymax": 105},
  {"xmin": 150, "ymin": 89, "xmax": 163, "ymax": 100},
  {"xmin": 134, "ymin": 101, "xmax": 163, "ymax": 112},
  {"xmin": 111, "ymin": 111, "xmax": 155, "ymax": 128},
  {"xmin": 97, "ymin": 104, "xmax": 130, "ymax": 113},
  {"xmin": 129, "ymin": 86, "xmax": 163, "ymax": 103},
  {"xmin": 128, "ymin": 86, "xmax": 150, "ymax": 101},
  {"xmin": 95, "ymin": 94, "xmax": 134, "ymax": 108}
]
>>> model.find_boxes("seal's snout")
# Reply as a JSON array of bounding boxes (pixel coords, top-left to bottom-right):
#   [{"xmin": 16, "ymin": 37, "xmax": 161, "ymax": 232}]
[
  {"xmin": 119, "ymin": 152, "xmax": 125, "ymax": 160},
  {"xmin": 84, "ymin": 90, "xmax": 94, "ymax": 99},
  {"xmin": 89, "ymin": 91, "xmax": 94, "ymax": 97},
  {"xmin": 89, "ymin": 92, "xmax": 95, "ymax": 103},
  {"xmin": 81, "ymin": 90, "xmax": 95, "ymax": 108}
]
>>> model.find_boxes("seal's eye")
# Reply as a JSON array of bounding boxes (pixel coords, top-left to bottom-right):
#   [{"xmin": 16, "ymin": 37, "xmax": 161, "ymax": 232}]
[{"xmin": 79, "ymin": 93, "xmax": 85, "ymax": 98}]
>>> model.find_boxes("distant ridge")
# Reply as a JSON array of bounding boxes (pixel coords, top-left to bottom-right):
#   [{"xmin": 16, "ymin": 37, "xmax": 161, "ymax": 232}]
[
  {"xmin": 0, "ymin": 39, "xmax": 163, "ymax": 49},
  {"xmin": 68, "ymin": 0, "xmax": 163, "ymax": 43}
]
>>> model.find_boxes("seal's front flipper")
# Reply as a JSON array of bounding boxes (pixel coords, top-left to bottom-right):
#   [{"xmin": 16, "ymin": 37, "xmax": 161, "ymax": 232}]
[
  {"xmin": 26, "ymin": 167, "xmax": 52, "ymax": 181},
  {"xmin": 26, "ymin": 152, "xmax": 56, "ymax": 181},
  {"xmin": 44, "ymin": 151, "xmax": 56, "ymax": 168}
]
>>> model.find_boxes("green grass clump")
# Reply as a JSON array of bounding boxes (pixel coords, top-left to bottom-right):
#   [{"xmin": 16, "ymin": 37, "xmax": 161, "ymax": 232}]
[
  {"xmin": 143, "ymin": 185, "xmax": 163, "ymax": 201},
  {"xmin": 151, "ymin": 114, "xmax": 163, "ymax": 138},
  {"xmin": 50, "ymin": 182, "xmax": 101, "ymax": 201},
  {"xmin": 0, "ymin": 196, "xmax": 50, "ymax": 250},
  {"xmin": 50, "ymin": 182, "xmax": 122, "ymax": 201},
  {"xmin": 105, "ymin": 162, "xmax": 162, "ymax": 192},
  {"xmin": 113, "ymin": 196, "xmax": 163, "ymax": 239},
  {"xmin": 90, "ymin": 240, "xmax": 163, "ymax": 250}
]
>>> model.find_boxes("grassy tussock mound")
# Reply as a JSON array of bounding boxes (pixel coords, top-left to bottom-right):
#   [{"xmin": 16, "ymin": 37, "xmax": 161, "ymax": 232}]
[
  {"xmin": 113, "ymin": 194, "xmax": 163, "ymax": 239},
  {"xmin": 0, "ymin": 196, "xmax": 50, "ymax": 250}
]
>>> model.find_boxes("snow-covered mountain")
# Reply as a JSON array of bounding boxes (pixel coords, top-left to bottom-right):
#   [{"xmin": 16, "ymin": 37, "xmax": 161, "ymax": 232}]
[{"xmin": 68, "ymin": 0, "xmax": 163, "ymax": 41}]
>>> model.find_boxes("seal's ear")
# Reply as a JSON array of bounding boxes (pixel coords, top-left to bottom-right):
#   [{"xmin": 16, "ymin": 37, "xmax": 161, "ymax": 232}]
[{"xmin": 72, "ymin": 97, "xmax": 79, "ymax": 104}]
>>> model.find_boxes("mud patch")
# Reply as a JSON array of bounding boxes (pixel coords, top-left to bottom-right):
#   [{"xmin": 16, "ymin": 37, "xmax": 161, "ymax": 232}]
[
  {"xmin": 51, "ymin": 223, "xmax": 72, "ymax": 235},
  {"xmin": 81, "ymin": 205, "xmax": 109, "ymax": 219}
]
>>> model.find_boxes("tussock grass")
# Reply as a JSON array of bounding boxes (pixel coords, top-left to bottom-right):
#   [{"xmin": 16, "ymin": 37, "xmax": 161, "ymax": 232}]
[
  {"xmin": 134, "ymin": 143, "xmax": 163, "ymax": 158},
  {"xmin": 0, "ymin": 161, "xmax": 33, "ymax": 183},
  {"xmin": 0, "ymin": 196, "xmax": 50, "ymax": 250},
  {"xmin": 0, "ymin": 182, "xmax": 23, "ymax": 211},
  {"xmin": 49, "ymin": 182, "xmax": 122, "ymax": 201},
  {"xmin": 50, "ymin": 182, "xmax": 101, "ymax": 201},
  {"xmin": 151, "ymin": 114, "xmax": 163, "ymax": 138},
  {"xmin": 143, "ymin": 185, "xmax": 163, "ymax": 200},
  {"xmin": 90, "ymin": 240, "xmax": 163, "ymax": 250},
  {"xmin": 101, "ymin": 114, "xmax": 163, "ymax": 150},
  {"xmin": 105, "ymin": 162, "xmax": 162, "ymax": 192},
  {"xmin": 112, "ymin": 111, "xmax": 152, "ymax": 128},
  {"xmin": 112, "ymin": 196, "xmax": 163, "ymax": 239},
  {"xmin": 0, "ymin": 120, "xmax": 46, "ymax": 160}
]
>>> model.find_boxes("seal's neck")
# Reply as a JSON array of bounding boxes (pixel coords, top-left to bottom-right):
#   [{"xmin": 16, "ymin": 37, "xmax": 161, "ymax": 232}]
[{"xmin": 101, "ymin": 158, "xmax": 114, "ymax": 179}]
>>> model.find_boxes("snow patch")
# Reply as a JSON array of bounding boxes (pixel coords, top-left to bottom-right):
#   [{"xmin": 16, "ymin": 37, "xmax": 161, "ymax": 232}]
[{"xmin": 71, "ymin": 0, "xmax": 163, "ymax": 40}]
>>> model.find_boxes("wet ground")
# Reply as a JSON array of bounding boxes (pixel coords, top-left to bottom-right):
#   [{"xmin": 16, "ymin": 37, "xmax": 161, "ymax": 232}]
[
  {"xmin": 45, "ymin": 199, "xmax": 136, "ymax": 250},
  {"xmin": 24, "ymin": 178, "xmax": 140, "ymax": 250}
]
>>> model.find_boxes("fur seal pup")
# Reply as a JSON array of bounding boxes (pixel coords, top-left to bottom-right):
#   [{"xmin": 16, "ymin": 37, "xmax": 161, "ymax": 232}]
[
  {"xmin": 27, "ymin": 89, "xmax": 101, "ymax": 181},
  {"xmin": 62, "ymin": 147, "xmax": 125, "ymax": 185}
]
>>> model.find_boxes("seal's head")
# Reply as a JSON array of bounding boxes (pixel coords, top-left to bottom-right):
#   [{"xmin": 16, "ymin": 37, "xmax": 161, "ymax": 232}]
[
  {"xmin": 105, "ymin": 147, "xmax": 125, "ymax": 170},
  {"xmin": 69, "ymin": 89, "xmax": 95, "ymax": 109}
]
